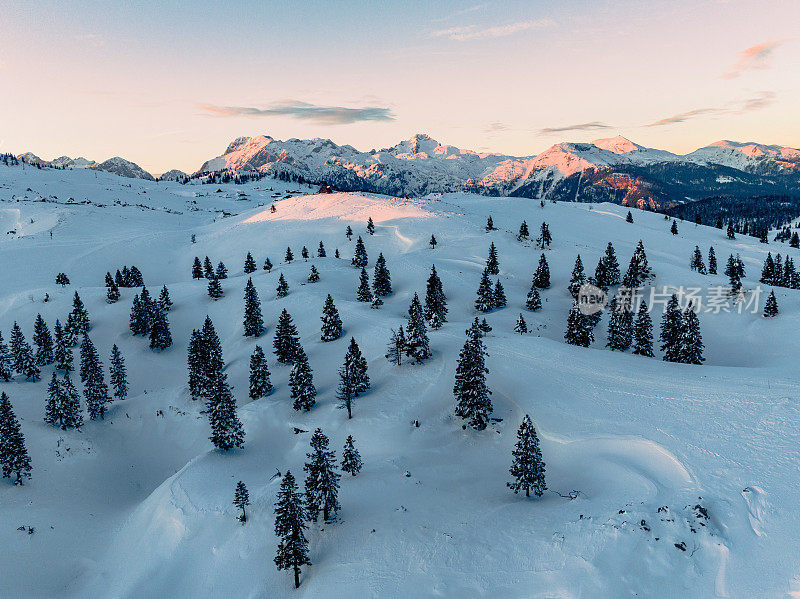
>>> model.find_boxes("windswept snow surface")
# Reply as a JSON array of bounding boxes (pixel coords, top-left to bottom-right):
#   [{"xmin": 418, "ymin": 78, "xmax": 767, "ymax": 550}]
[{"xmin": 1, "ymin": 164, "xmax": 799, "ymax": 598}]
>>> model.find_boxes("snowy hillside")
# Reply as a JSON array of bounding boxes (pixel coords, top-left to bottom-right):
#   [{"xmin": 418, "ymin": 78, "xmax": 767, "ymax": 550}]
[{"xmin": 1, "ymin": 163, "xmax": 799, "ymax": 598}]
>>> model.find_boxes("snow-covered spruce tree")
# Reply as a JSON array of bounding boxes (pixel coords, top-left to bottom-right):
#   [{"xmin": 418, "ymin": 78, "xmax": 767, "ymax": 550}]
[
  {"xmin": 536, "ymin": 222, "xmax": 552, "ymax": 249},
  {"xmin": 249, "ymin": 345, "xmax": 272, "ymax": 399},
  {"xmin": 122, "ymin": 266, "xmax": 132, "ymax": 287},
  {"xmin": 307, "ymin": 265, "xmax": 320, "ymax": 283},
  {"xmin": 568, "ymin": 255, "xmax": 586, "ymax": 299},
  {"xmin": 207, "ymin": 370, "xmax": 245, "ymax": 451},
  {"xmin": 273, "ymin": 471, "xmax": 310, "ymax": 589},
  {"xmin": 367, "ymin": 216, "xmax": 375, "ymax": 235},
  {"xmin": 273, "ymin": 309, "xmax": 300, "ymax": 364},
  {"xmin": 679, "ymin": 304, "xmax": 705, "ymax": 365},
  {"xmin": 207, "ymin": 275, "xmax": 224, "ymax": 300},
  {"xmin": 149, "ymin": 305, "xmax": 172, "ymax": 350},
  {"xmin": 58, "ymin": 374, "xmax": 83, "ymax": 429},
  {"xmin": 475, "ymin": 268, "xmax": 495, "ymax": 313},
  {"xmin": 486, "ymin": 242, "xmax": 500, "ymax": 275},
  {"xmin": 356, "ymin": 268, "xmax": 373, "ymax": 302},
  {"xmin": 726, "ymin": 255, "xmax": 743, "ymax": 293},
  {"xmin": 352, "ymin": 236, "xmax": 368, "ymax": 268},
  {"xmin": 760, "ymin": 253, "xmax": 775, "ymax": 285},
  {"xmin": 317, "ymin": 241, "xmax": 326, "ymax": 257},
  {"xmin": 80, "ymin": 335, "xmax": 110, "ymax": 420},
  {"xmin": 691, "ymin": 246, "xmax": 706, "ymax": 273},
  {"xmin": 564, "ymin": 304, "xmax": 593, "ymax": 347},
  {"xmin": 341, "ymin": 435, "xmax": 362, "ymax": 476},
  {"xmin": 263, "ymin": 257, "xmax": 273, "ymax": 272},
  {"xmin": 424, "ymin": 265, "xmax": 447, "ymax": 325},
  {"xmin": 56, "ymin": 272, "xmax": 70, "ymax": 286},
  {"xmin": 202, "ymin": 317, "xmax": 224, "ymax": 390},
  {"xmin": 159, "ymin": 285, "xmax": 172, "ymax": 312},
  {"xmin": 44, "ymin": 373, "xmax": 62, "ymax": 427},
  {"xmin": 33, "ymin": 314, "xmax": 54, "ymax": 366},
  {"xmin": 290, "ymin": 347, "xmax": 316, "ymax": 412},
  {"xmin": 243, "ymin": 278, "xmax": 264, "ymax": 337},
  {"xmin": 373, "ymin": 253, "xmax": 392, "ymax": 297},
  {"xmin": 385, "ymin": 327, "xmax": 406, "ymax": 366},
  {"xmin": 671, "ymin": 220, "xmax": 679, "ymax": 235},
  {"xmin": 660, "ymin": 294, "xmax": 683, "ymax": 362},
  {"xmin": 493, "ymin": 280, "xmax": 507, "ymax": 309},
  {"xmin": 533, "ymin": 253, "xmax": 551, "ymax": 289},
  {"xmin": 727, "ymin": 221, "xmax": 735, "ymax": 239},
  {"xmin": 64, "ymin": 313, "xmax": 78, "ymax": 347},
  {"xmin": 507, "ymin": 414, "xmax": 546, "ymax": 498},
  {"xmin": 626, "ymin": 211, "xmax": 634, "ymax": 223},
  {"xmin": 0, "ymin": 332, "xmax": 11, "ymax": 382},
  {"xmin": 107, "ymin": 280, "xmax": 120, "ymax": 303},
  {"xmin": 320, "ymin": 295, "xmax": 343, "ymax": 342},
  {"xmin": 129, "ymin": 294, "xmax": 144, "ymax": 335},
  {"xmin": 203, "ymin": 256, "xmax": 214, "ymax": 279},
  {"xmin": 764, "ymin": 290, "xmax": 779, "ymax": 317},
  {"xmin": 517, "ymin": 220, "xmax": 529, "ymax": 241},
  {"xmin": 485, "ymin": 215, "xmax": 495, "ymax": 231},
  {"xmin": 10, "ymin": 323, "xmax": 38, "ymax": 381},
  {"xmin": 429, "ymin": 234, "xmax": 437, "ymax": 249},
  {"xmin": 187, "ymin": 329, "xmax": 206, "ymax": 401},
  {"xmin": 53, "ymin": 320, "xmax": 73, "ymax": 373},
  {"xmin": 109, "ymin": 344, "xmax": 128, "ymax": 400},
  {"xmin": 622, "ymin": 240, "xmax": 651, "ymax": 289},
  {"xmin": 128, "ymin": 266, "xmax": 144, "ymax": 287},
  {"xmin": 234, "ymin": 480, "xmax": 250, "ymax": 524},
  {"xmin": 514, "ymin": 314, "xmax": 528, "ymax": 334},
  {"xmin": 244, "ymin": 252, "xmax": 257, "ymax": 274},
  {"xmin": 592, "ymin": 257, "xmax": 608, "ymax": 290},
  {"xmin": 285, "ymin": 246, "xmax": 294, "ymax": 263},
  {"xmin": 216, "ymin": 261, "xmax": 228, "ymax": 279},
  {"xmin": 302, "ymin": 246, "xmax": 310, "ymax": 261},
  {"xmin": 346, "ymin": 225, "xmax": 353, "ymax": 240},
  {"xmin": 304, "ymin": 428, "xmax": 341, "ymax": 522},
  {"xmin": 602, "ymin": 242, "xmax": 620, "ymax": 286},
  {"xmin": 337, "ymin": 338, "xmax": 369, "ymax": 418},
  {"xmin": 526, "ymin": 284, "xmax": 542, "ymax": 311},
  {"xmin": 454, "ymin": 323, "xmax": 492, "ymax": 430},
  {"xmin": 70, "ymin": 291, "xmax": 90, "ymax": 335},
  {"xmin": 632, "ymin": 301, "xmax": 654, "ymax": 357},
  {"xmin": 276, "ymin": 273, "xmax": 289, "ymax": 298},
  {"xmin": 405, "ymin": 293, "xmax": 431, "ymax": 363},
  {"xmin": 708, "ymin": 246, "xmax": 717, "ymax": 274},
  {"xmin": 192, "ymin": 257, "xmax": 204, "ymax": 279},
  {"xmin": 0, "ymin": 392, "xmax": 32, "ymax": 485}
]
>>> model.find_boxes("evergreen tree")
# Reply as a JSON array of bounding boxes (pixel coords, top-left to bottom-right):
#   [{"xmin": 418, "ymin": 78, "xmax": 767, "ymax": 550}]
[
  {"xmin": 568, "ymin": 255, "xmax": 586, "ymax": 299},
  {"xmin": 53, "ymin": 320, "xmax": 73, "ymax": 373},
  {"xmin": 517, "ymin": 220, "xmax": 529, "ymax": 241},
  {"xmin": 424, "ymin": 265, "xmax": 447, "ymax": 324},
  {"xmin": 105, "ymin": 271, "xmax": 115, "ymax": 288},
  {"xmin": 405, "ymin": 293, "xmax": 431, "ymax": 362},
  {"xmin": 429, "ymin": 234, "xmax": 437, "ymax": 249},
  {"xmin": 486, "ymin": 242, "xmax": 500, "ymax": 274},
  {"xmin": 691, "ymin": 246, "xmax": 706, "ymax": 273},
  {"xmin": 187, "ymin": 329, "xmax": 204, "ymax": 400},
  {"xmin": 156, "ymin": 286, "xmax": 171, "ymax": 312},
  {"xmin": 526, "ymin": 284, "xmax": 542, "ymax": 311},
  {"xmin": 0, "ymin": 332, "xmax": 11, "ymax": 382},
  {"xmin": 317, "ymin": 241, "xmax": 326, "ymax": 257},
  {"xmin": 273, "ymin": 471, "xmax": 310, "ymax": 589},
  {"xmin": 273, "ymin": 309, "xmax": 300, "ymax": 364},
  {"xmin": 33, "ymin": 314, "xmax": 54, "ymax": 366},
  {"xmin": 307, "ymin": 265, "xmax": 320, "ymax": 283},
  {"xmin": 338, "ymin": 338, "xmax": 369, "ymax": 418},
  {"xmin": 107, "ymin": 280, "xmax": 120, "ymax": 303},
  {"xmin": 564, "ymin": 304, "xmax": 593, "ymax": 347},
  {"xmin": 373, "ymin": 253, "xmax": 392, "ymax": 296},
  {"xmin": 356, "ymin": 268, "xmax": 373, "ymax": 302},
  {"xmin": 129, "ymin": 294, "xmax": 144, "ymax": 336},
  {"xmin": 454, "ymin": 323, "xmax": 493, "ymax": 430},
  {"xmin": 660, "ymin": 294, "xmax": 683, "ymax": 362},
  {"xmin": 80, "ymin": 335, "xmax": 110, "ymax": 419},
  {"xmin": 727, "ymin": 221, "xmax": 736, "ymax": 239},
  {"xmin": 352, "ymin": 236, "xmax": 368, "ymax": 267},
  {"xmin": 207, "ymin": 370, "xmax": 245, "ymax": 450},
  {"xmin": 302, "ymin": 246, "xmax": 309, "ymax": 261},
  {"xmin": 475, "ymin": 268, "xmax": 495, "ymax": 313},
  {"xmin": 764, "ymin": 290, "xmax": 779, "ymax": 317},
  {"xmin": 244, "ymin": 252, "xmax": 257, "ymax": 274},
  {"xmin": 216, "ymin": 262, "xmax": 228, "ymax": 279},
  {"xmin": 536, "ymin": 222, "xmax": 552, "ymax": 249},
  {"xmin": 122, "ymin": 266, "xmax": 132, "ymax": 286},
  {"xmin": 243, "ymin": 278, "xmax": 264, "ymax": 337},
  {"xmin": 334, "ymin": 249, "xmax": 340, "ymax": 259},
  {"xmin": 346, "ymin": 225, "xmax": 353, "ymax": 240},
  {"xmin": 493, "ymin": 280, "xmax": 507, "ymax": 308},
  {"xmin": 622, "ymin": 241, "xmax": 650, "ymax": 288},
  {"xmin": 109, "ymin": 344, "xmax": 128, "ymax": 400},
  {"xmin": 234, "ymin": 481, "xmax": 250, "ymax": 524},
  {"xmin": 276, "ymin": 273, "xmax": 290, "ymax": 298},
  {"xmin": 606, "ymin": 296, "xmax": 633, "ymax": 351},
  {"xmin": 304, "ymin": 429, "xmax": 341, "ymax": 522},
  {"xmin": 10, "ymin": 323, "xmax": 38, "ymax": 381},
  {"xmin": 507, "ymin": 415, "xmax": 546, "ymax": 497},
  {"xmin": 761, "ymin": 253, "xmax": 775, "ymax": 285},
  {"xmin": 192, "ymin": 256, "xmax": 204, "ymax": 279},
  {"xmin": 485, "ymin": 215, "xmax": 495, "ymax": 231},
  {"xmin": 53, "ymin": 373, "xmax": 82, "ymax": 429},
  {"xmin": 602, "ymin": 242, "xmax": 620, "ymax": 285},
  {"xmin": 290, "ymin": 347, "xmax": 316, "ymax": 412},
  {"xmin": 679, "ymin": 304, "xmax": 705, "ymax": 365},
  {"xmin": 56, "ymin": 272, "xmax": 70, "ymax": 286},
  {"xmin": 385, "ymin": 327, "xmax": 406, "ymax": 366},
  {"xmin": 670, "ymin": 220, "xmax": 679, "ymax": 235},
  {"xmin": 626, "ymin": 211, "xmax": 634, "ymax": 223},
  {"xmin": 285, "ymin": 247, "xmax": 294, "ymax": 263},
  {"xmin": 71, "ymin": 292, "xmax": 90, "ymax": 335},
  {"xmin": 149, "ymin": 305, "xmax": 172, "ymax": 350},
  {"xmin": 204, "ymin": 256, "xmax": 215, "ymax": 279},
  {"xmin": 207, "ymin": 276, "xmax": 224, "ymax": 299},
  {"xmin": 533, "ymin": 253, "xmax": 551, "ymax": 289},
  {"xmin": 0, "ymin": 393, "xmax": 32, "ymax": 485},
  {"xmin": 249, "ymin": 345, "xmax": 273, "ymax": 399},
  {"xmin": 708, "ymin": 246, "xmax": 717, "ymax": 275},
  {"xmin": 514, "ymin": 313, "xmax": 528, "ymax": 334},
  {"xmin": 632, "ymin": 301, "xmax": 654, "ymax": 357},
  {"xmin": 263, "ymin": 257, "xmax": 273, "ymax": 272},
  {"xmin": 129, "ymin": 266, "xmax": 144, "ymax": 287},
  {"xmin": 44, "ymin": 372, "xmax": 62, "ymax": 427},
  {"xmin": 341, "ymin": 435, "xmax": 362, "ymax": 476},
  {"xmin": 320, "ymin": 295, "xmax": 343, "ymax": 342},
  {"xmin": 367, "ymin": 217, "xmax": 375, "ymax": 235}
]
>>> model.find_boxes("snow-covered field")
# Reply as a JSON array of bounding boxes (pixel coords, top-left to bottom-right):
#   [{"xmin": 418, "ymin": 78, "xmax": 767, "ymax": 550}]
[{"xmin": 1, "ymin": 165, "xmax": 798, "ymax": 598}]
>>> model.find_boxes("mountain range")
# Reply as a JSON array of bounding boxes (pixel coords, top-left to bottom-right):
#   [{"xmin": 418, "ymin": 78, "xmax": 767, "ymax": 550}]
[{"xmin": 16, "ymin": 135, "xmax": 800, "ymax": 208}]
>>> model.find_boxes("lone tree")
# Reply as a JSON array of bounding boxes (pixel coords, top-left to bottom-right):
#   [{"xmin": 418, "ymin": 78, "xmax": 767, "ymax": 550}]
[
  {"xmin": 405, "ymin": 293, "xmax": 431, "ymax": 363},
  {"xmin": 660, "ymin": 294, "xmax": 683, "ymax": 362},
  {"xmin": 526, "ymin": 284, "xmax": 542, "ymax": 311},
  {"xmin": 670, "ymin": 220, "xmax": 679, "ymax": 235},
  {"xmin": 454, "ymin": 323, "xmax": 492, "ymax": 430},
  {"xmin": 276, "ymin": 273, "xmax": 289, "ymax": 298},
  {"xmin": 532, "ymin": 253, "xmax": 550, "ymax": 289},
  {"xmin": 207, "ymin": 370, "xmax": 245, "ymax": 451},
  {"xmin": 285, "ymin": 247, "xmax": 294, "ymax": 263},
  {"xmin": 290, "ymin": 347, "xmax": 316, "ymax": 412},
  {"xmin": 243, "ymin": 278, "xmax": 264, "ymax": 337},
  {"xmin": 536, "ymin": 222, "xmax": 552, "ymax": 249},
  {"xmin": 304, "ymin": 428, "xmax": 341, "ymax": 523},
  {"xmin": 385, "ymin": 327, "xmax": 406, "ymax": 366},
  {"xmin": 109, "ymin": 344, "xmax": 128, "ymax": 400},
  {"xmin": 367, "ymin": 216, "xmax": 375, "ymax": 235},
  {"xmin": 485, "ymin": 215, "xmax": 495, "ymax": 231},
  {"xmin": 317, "ymin": 241, "xmax": 326, "ymax": 257},
  {"xmin": 0, "ymin": 392, "xmax": 32, "ymax": 485},
  {"xmin": 486, "ymin": 242, "xmax": 500, "ymax": 274},
  {"xmin": 475, "ymin": 268, "xmax": 495, "ymax": 313},
  {"xmin": 307, "ymin": 265, "xmax": 320, "ymax": 283},
  {"xmin": 632, "ymin": 301, "xmax": 654, "ymax": 357},
  {"xmin": 424, "ymin": 265, "xmax": 447, "ymax": 325},
  {"xmin": 273, "ymin": 309, "xmax": 300, "ymax": 364},
  {"xmin": 352, "ymin": 236, "xmax": 368, "ymax": 268},
  {"xmin": 493, "ymin": 280, "xmax": 507, "ymax": 309},
  {"xmin": 346, "ymin": 225, "xmax": 353, "ymax": 240},
  {"xmin": 564, "ymin": 303, "xmax": 593, "ymax": 347},
  {"xmin": 274, "ymin": 471, "xmax": 311, "ymax": 589},
  {"xmin": 56, "ymin": 272, "xmax": 70, "ymax": 286},
  {"xmin": 249, "ymin": 345, "xmax": 273, "ymax": 399},
  {"xmin": 429, "ymin": 234, "xmax": 437, "ymax": 249},
  {"xmin": 341, "ymin": 435, "xmax": 362, "ymax": 476},
  {"xmin": 233, "ymin": 481, "xmax": 250, "ymax": 524},
  {"xmin": 320, "ymin": 295, "xmax": 343, "ymax": 342},
  {"xmin": 207, "ymin": 276, "xmax": 224, "ymax": 299},
  {"xmin": 514, "ymin": 313, "xmax": 528, "ymax": 334},
  {"xmin": 338, "ymin": 338, "xmax": 369, "ymax": 418},
  {"xmin": 517, "ymin": 220, "xmax": 529, "ymax": 241},
  {"xmin": 149, "ymin": 305, "xmax": 172, "ymax": 350},
  {"xmin": 243, "ymin": 252, "xmax": 257, "ymax": 274},
  {"xmin": 356, "ymin": 268, "xmax": 373, "ymax": 302},
  {"xmin": 373, "ymin": 253, "xmax": 392, "ymax": 297},
  {"xmin": 264, "ymin": 258, "xmax": 273, "ymax": 272},
  {"xmin": 216, "ymin": 262, "xmax": 228, "ymax": 279},
  {"xmin": 507, "ymin": 414, "xmax": 546, "ymax": 497},
  {"xmin": 626, "ymin": 211, "xmax": 634, "ymax": 223},
  {"xmin": 764, "ymin": 290, "xmax": 779, "ymax": 317}
]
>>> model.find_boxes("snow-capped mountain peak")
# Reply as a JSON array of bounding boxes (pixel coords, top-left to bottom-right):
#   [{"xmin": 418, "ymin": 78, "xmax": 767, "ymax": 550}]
[{"xmin": 592, "ymin": 135, "xmax": 644, "ymax": 154}]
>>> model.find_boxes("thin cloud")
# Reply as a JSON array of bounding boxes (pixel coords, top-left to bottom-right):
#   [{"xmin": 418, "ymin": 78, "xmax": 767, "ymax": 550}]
[
  {"xmin": 645, "ymin": 92, "xmax": 776, "ymax": 127},
  {"xmin": 539, "ymin": 121, "xmax": 613, "ymax": 134},
  {"xmin": 199, "ymin": 101, "xmax": 395, "ymax": 125},
  {"xmin": 723, "ymin": 40, "xmax": 783, "ymax": 79},
  {"xmin": 430, "ymin": 18, "xmax": 554, "ymax": 41},
  {"xmin": 484, "ymin": 121, "xmax": 508, "ymax": 134}
]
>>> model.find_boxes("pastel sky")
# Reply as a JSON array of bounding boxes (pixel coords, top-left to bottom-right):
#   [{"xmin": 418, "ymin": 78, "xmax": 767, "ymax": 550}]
[{"xmin": 1, "ymin": 0, "xmax": 798, "ymax": 175}]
